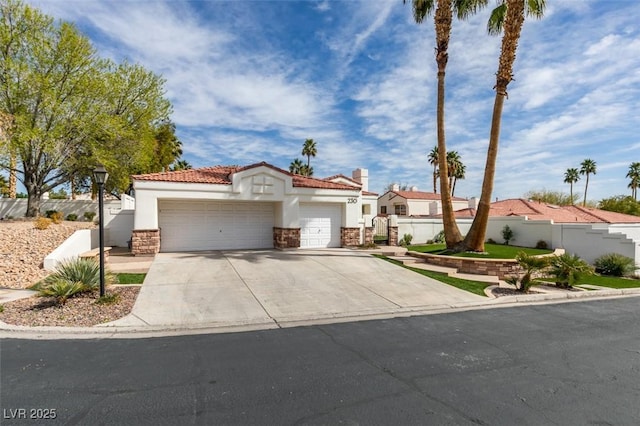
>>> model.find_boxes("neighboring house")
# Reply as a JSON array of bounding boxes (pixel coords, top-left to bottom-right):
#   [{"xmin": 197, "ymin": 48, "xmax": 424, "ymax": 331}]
[
  {"xmin": 454, "ymin": 198, "xmax": 640, "ymax": 223},
  {"xmin": 130, "ymin": 162, "xmax": 374, "ymax": 254},
  {"xmin": 377, "ymin": 185, "xmax": 471, "ymax": 216}
]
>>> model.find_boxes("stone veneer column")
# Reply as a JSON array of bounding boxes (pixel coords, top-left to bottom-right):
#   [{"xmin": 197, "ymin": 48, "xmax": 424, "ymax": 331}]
[
  {"xmin": 388, "ymin": 226, "xmax": 399, "ymax": 246},
  {"xmin": 131, "ymin": 229, "xmax": 160, "ymax": 255},
  {"xmin": 273, "ymin": 227, "xmax": 300, "ymax": 249},
  {"xmin": 364, "ymin": 227, "xmax": 374, "ymax": 245},
  {"xmin": 340, "ymin": 227, "xmax": 360, "ymax": 247}
]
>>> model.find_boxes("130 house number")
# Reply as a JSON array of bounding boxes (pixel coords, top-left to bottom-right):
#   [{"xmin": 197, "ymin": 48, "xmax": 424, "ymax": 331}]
[{"xmin": 347, "ymin": 197, "xmax": 358, "ymax": 204}]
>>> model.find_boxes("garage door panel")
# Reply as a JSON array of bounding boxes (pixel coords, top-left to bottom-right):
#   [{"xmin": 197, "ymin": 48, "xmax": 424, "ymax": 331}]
[
  {"xmin": 300, "ymin": 204, "xmax": 341, "ymax": 249},
  {"xmin": 159, "ymin": 201, "xmax": 274, "ymax": 251}
]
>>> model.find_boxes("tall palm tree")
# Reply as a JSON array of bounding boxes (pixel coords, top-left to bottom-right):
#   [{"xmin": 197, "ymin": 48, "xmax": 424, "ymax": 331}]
[
  {"xmin": 289, "ymin": 158, "xmax": 304, "ymax": 175},
  {"xmin": 579, "ymin": 158, "xmax": 596, "ymax": 207},
  {"xmin": 627, "ymin": 162, "xmax": 640, "ymax": 201},
  {"xmin": 301, "ymin": 139, "xmax": 317, "ymax": 174},
  {"xmin": 428, "ymin": 145, "xmax": 439, "ymax": 193},
  {"xmin": 462, "ymin": 0, "xmax": 546, "ymax": 252},
  {"xmin": 406, "ymin": 0, "xmax": 488, "ymax": 249},
  {"xmin": 446, "ymin": 150, "xmax": 461, "ymax": 189},
  {"xmin": 564, "ymin": 168, "xmax": 580, "ymax": 205},
  {"xmin": 451, "ymin": 162, "xmax": 465, "ymax": 196}
]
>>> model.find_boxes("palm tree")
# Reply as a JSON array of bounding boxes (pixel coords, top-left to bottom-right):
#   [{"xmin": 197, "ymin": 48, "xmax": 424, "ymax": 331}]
[
  {"xmin": 406, "ymin": 0, "xmax": 488, "ymax": 249},
  {"xmin": 428, "ymin": 145, "xmax": 439, "ymax": 193},
  {"xmin": 462, "ymin": 0, "xmax": 546, "ymax": 252},
  {"xmin": 301, "ymin": 139, "xmax": 317, "ymax": 175},
  {"xmin": 300, "ymin": 164, "xmax": 313, "ymax": 177},
  {"xmin": 451, "ymin": 162, "xmax": 465, "ymax": 196},
  {"xmin": 564, "ymin": 168, "xmax": 580, "ymax": 205},
  {"xmin": 289, "ymin": 158, "xmax": 304, "ymax": 175},
  {"xmin": 579, "ymin": 158, "xmax": 596, "ymax": 207},
  {"xmin": 170, "ymin": 159, "xmax": 192, "ymax": 171},
  {"xmin": 445, "ymin": 150, "xmax": 461, "ymax": 189},
  {"xmin": 627, "ymin": 162, "xmax": 640, "ymax": 201}
]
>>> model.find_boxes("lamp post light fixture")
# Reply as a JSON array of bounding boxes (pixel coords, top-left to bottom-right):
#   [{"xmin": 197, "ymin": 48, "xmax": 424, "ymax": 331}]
[{"xmin": 93, "ymin": 164, "xmax": 109, "ymax": 298}]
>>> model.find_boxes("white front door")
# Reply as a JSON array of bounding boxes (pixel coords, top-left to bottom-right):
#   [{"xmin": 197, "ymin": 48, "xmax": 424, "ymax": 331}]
[
  {"xmin": 299, "ymin": 203, "xmax": 341, "ymax": 248},
  {"xmin": 158, "ymin": 201, "xmax": 274, "ymax": 251}
]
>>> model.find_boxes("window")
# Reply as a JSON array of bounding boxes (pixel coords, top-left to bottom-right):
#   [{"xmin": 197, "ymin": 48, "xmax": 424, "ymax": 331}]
[
  {"xmin": 394, "ymin": 204, "xmax": 406, "ymax": 215},
  {"xmin": 380, "ymin": 206, "xmax": 387, "ymax": 214},
  {"xmin": 362, "ymin": 204, "xmax": 371, "ymax": 215}
]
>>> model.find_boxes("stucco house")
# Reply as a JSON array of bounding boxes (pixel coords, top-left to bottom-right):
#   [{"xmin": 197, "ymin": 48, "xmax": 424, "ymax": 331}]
[
  {"xmin": 129, "ymin": 162, "xmax": 377, "ymax": 254},
  {"xmin": 377, "ymin": 185, "xmax": 471, "ymax": 216}
]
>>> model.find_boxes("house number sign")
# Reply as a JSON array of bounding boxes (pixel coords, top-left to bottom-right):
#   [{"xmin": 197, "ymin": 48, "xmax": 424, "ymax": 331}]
[{"xmin": 347, "ymin": 197, "xmax": 358, "ymax": 204}]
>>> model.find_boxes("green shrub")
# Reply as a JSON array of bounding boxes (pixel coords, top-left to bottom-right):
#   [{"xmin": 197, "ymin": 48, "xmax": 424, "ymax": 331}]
[
  {"xmin": 550, "ymin": 254, "xmax": 593, "ymax": 288},
  {"xmin": 0, "ymin": 304, "xmax": 4, "ymax": 313},
  {"xmin": 34, "ymin": 217, "xmax": 52, "ymax": 230},
  {"xmin": 42, "ymin": 258, "xmax": 114, "ymax": 292},
  {"xmin": 50, "ymin": 211, "xmax": 64, "ymax": 224},
  {"xmin": 501, "ymin": 225, "xmax": 514, "ymax": 245},
  {"xmin": 486, "ymin": 238, "xmax": 496, "ymax": 244},
  {"xmin": 38, "ymin": 279, "xmax": 85, "ymax": 305},
  {"xmin": 507, "ymin": 251, "xmax": 550, "ymax": 292},
  {"xmin": 66, "ymin": 213, "xmax": 78, "ymax": 221},
  {"xmin": 400, "ymin": 233, "xmax": 413, "ymax": 247},
  {"xmin": 594, "ymin": 253, "xmax": 637, "ymax": 277},
  {"xmin": 535, "ymin": 240, "xmax": 548, "ymax": 250},
  {"xmin": 433, "ymin": 230, "xmax": 445, "ymax": 243},
  {"xmin": 84, "ymin": 211, "xmax": 96, "ymax": 221}
]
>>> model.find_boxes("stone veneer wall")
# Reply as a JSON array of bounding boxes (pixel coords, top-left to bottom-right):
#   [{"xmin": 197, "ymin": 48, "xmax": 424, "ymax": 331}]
[
  {"xmin": 340, "ymin": 227, "xmax": 361, "ymax": 247},
  {"xmin": 273, "ymin": 227, "xmax": 300, "ymax": 249},
  {"xmin": 364, "ymin": 227, "xmax": 374, "ymax": 245},
  {"xmin": 408, "ymin": 252, "xmax": 520, "ymax": 279},
  {"xmin": 131, "ymin": 229, "xmax": 160, "ymax": 256},
  {"xmin": 388, "ymin": 226, "xmax": 399, "ymax": 246}
]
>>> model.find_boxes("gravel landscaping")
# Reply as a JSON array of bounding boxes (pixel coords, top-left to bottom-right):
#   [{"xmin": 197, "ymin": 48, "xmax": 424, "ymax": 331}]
[
  {"xmin": 0, "ymin": 220, "xmax": 140, "ymax": 327},
  {"xmin": 0, "ymin": 220, "xmax": 95, "ymax": 289}
]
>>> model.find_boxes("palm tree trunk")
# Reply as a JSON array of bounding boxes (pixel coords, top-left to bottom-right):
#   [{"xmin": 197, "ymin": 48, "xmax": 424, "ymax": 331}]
[
  {"xmin": 583, "ymin": 174, "xmax": 589, "ymax": 207},
  {"xmin": 462, "ymin": 91, "xmax": 506, "ymax": 251},
  {"xmin": 435, "ymin": 0, "xmax": 463, "ymax": 249},
  {"xmin": 461, "ymin": 0, "xmax": 525, "ymax": 252},
  {"xmin": 570, "ymin": 183, "xmax": 573, "ymax": 205},
  {"xmin": 433, "ymin": 166, "xmax": 437, "ymax": 193}
]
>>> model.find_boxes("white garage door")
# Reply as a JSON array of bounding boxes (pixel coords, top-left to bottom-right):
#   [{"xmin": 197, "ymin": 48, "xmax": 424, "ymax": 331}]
[
  {"xmin": 299, "ymin": 203, "xmax": 341, "ymax": 249},
  {"xmin": 159, "ymin": 201, "xmax": 274, "ymax": 252}
]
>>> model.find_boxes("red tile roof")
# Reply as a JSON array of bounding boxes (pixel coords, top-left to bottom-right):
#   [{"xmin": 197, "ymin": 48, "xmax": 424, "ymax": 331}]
[
  {"xmin": 451, "ymin": 199, "xmax": 640, "ymax": 223},
  {"xmin": 390, "ymin": 190, "xmax": 467, "ymax": 201},
  {"xmin": 132, "ymin": 162, "xmax": 359, "ymax": 191}
]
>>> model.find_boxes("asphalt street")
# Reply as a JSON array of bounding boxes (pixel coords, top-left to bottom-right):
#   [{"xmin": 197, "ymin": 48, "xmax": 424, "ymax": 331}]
[{"xmin": 2, "ymin": 297, "xmax": 640, "ymax": 425}]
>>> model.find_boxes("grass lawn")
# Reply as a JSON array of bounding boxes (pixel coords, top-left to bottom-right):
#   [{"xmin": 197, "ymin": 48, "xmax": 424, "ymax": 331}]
[
  {"xmin": 577, "ymin": 274, "xmax": 640, "ymax": 289},
  {"xmin": 373, "ymin": 255, "xmax": 489, "ymax": 297},
  {"xmin": 408, "ymin": 243, "xmax": 553, "ymax": 259},
  {"xmin": 116, "ymin": 273, "xmax": 146, "ymax": 284}
]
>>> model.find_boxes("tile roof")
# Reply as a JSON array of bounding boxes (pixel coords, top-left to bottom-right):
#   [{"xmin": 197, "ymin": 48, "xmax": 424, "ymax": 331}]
[
  {"xmin": 390, "ymin": 190, "xmax": 467, "ymax": 201},
  {"xmin": 450, "ymin": 198, "xmax": 640, "ymax": 223},
  {"xmin": 132, "ymin": 162, "xmax": 359, "ymax": 191}
]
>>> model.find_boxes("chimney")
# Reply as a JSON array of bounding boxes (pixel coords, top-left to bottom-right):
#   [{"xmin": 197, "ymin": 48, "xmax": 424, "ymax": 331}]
[
  {"xmin": 468, "ymin": 197, "xmax": 478, "ymax": 209},
  {"xmin": 392, "ymin": 184, "xmax": 400, "ymax": 192},
  {"xmin": 352, "ymin": 168, "xmax": 368, "ymax": 192},
  {"xmin": 410, "ymin": 186, "xmax": 418, "ymax": 192}
]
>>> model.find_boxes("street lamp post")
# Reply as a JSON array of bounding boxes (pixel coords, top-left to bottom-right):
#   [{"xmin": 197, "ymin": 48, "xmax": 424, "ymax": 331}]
[{"xmin": 93, "ymin": 164, "xmax": 108, "ymax": 298}]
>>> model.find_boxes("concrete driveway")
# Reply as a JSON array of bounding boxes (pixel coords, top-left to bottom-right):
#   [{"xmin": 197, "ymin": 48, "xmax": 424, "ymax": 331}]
[{"xmin": 106, "ymin": 249, "xmax": 486, "ymax": 330}]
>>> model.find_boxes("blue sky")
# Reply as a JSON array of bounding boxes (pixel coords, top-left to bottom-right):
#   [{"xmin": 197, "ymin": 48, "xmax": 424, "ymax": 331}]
[{"xmin": 29, "ymin": 0, "xmax": 640, "ymax": 201}]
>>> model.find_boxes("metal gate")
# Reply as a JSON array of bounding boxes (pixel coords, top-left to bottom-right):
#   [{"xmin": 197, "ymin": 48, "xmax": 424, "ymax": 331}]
[{"xmin": 372, "ymin": 216, "xmax": 389, "ymax": 244}]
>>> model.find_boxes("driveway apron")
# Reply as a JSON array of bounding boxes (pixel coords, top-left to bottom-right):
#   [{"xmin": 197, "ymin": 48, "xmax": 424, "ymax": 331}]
[{"xmin": 114, "ymin": 249, "xmax": 484, "ymax": 328}]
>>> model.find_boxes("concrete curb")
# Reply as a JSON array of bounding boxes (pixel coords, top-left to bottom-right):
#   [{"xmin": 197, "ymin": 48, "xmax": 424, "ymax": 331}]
[{"xmin": 2, "ymin": 288, "xmax": 640, "ymax": 340}]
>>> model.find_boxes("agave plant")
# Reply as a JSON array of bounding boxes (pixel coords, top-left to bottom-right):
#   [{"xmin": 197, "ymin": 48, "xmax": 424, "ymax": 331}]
[
  {"xmin": 38, "ymin": 279, "xmax": 85, "ymax": 305},
  {"xmin": 550, "ymin": 254, "xmax": 593, "ymax": 289},
  {"xmin": 42, "ymin": 258, "xmax": 115, "ymax": 292}
]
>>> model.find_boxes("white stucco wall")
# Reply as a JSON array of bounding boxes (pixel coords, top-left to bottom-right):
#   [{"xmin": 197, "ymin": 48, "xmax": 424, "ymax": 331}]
[{"xmin": 43, "ymin": 229, "xmax": 98, "ymax": 271}]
